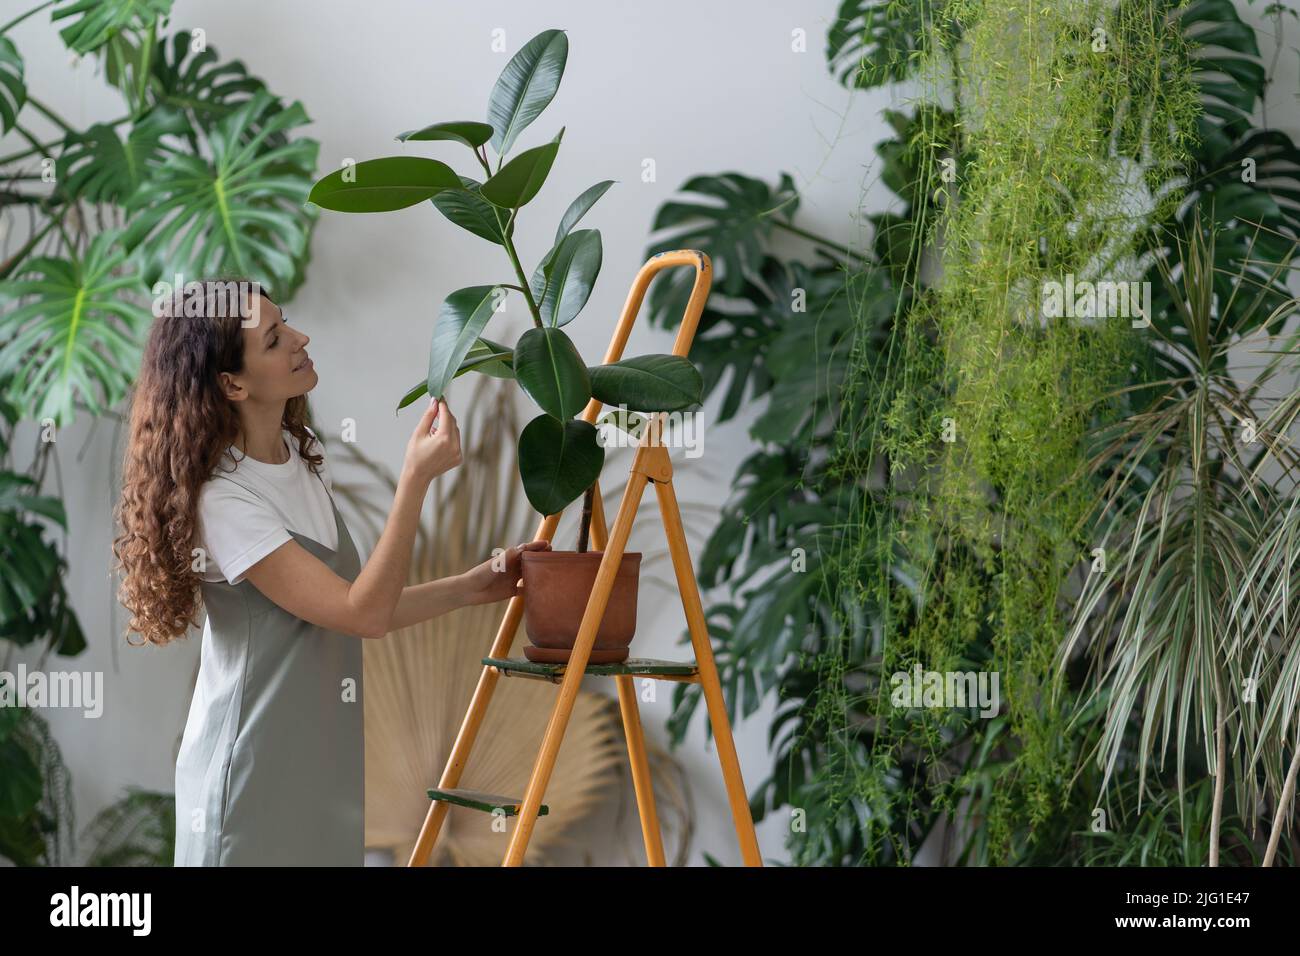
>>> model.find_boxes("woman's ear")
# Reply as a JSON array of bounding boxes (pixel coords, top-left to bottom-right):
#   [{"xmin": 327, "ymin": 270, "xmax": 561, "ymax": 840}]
[{"xmin": 218, "ymin": 371, "xmax": 246, "ymax": 403}]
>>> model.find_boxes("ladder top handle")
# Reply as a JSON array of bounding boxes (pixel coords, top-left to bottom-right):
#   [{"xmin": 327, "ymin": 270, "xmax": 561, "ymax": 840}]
[{"xmin": 598, "ymin": 250, "xmax": 712, "ymax": 366}]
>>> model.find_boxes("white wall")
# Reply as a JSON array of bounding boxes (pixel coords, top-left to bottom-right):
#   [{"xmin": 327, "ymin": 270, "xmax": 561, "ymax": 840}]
[{"xmin": 2, "ymin": 0, "xmax": 888, "ymax": 866}]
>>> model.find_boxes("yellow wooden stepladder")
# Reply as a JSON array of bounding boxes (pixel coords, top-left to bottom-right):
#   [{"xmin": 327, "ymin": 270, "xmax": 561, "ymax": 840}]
[{"xmin": 405, "ymin": 249, "xmax": 763, "ymax": 867}]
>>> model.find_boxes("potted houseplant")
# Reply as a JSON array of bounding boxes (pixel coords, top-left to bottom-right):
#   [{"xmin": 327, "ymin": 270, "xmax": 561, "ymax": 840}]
[{"xmin": 306, "ymin": 28, "xmax": 702, "ymax": 662}]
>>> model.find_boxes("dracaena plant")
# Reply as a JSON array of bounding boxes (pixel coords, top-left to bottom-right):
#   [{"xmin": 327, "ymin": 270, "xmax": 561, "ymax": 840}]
[{"xmin": 305, "ymin": 28, "xmax": 703, "ymax": 535}]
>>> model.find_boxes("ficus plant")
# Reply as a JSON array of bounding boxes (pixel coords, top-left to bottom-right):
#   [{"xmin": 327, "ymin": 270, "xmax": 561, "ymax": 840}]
[{"xmin": 306, "ymin": 28, "xmax": 703, "ymax": 545}]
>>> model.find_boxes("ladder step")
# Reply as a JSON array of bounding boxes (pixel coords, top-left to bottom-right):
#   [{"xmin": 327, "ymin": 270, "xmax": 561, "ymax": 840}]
[
  {"xmin": 484, "ymin": 656, "xmax": 699, "ymax": 680},
  {"xmin": 426, "ymin": 787, "xmax": 549, "ymax": 816}
]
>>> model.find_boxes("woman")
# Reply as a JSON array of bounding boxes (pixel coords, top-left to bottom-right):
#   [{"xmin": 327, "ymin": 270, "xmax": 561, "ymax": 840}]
[{"xmin": 112, "ymin": 279, "xmax": 549, "ymax": 866}]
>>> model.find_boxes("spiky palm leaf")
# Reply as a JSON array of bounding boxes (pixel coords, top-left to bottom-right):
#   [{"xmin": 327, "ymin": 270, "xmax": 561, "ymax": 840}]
[{"xmin": 1063, "ymin": 215, "xmax": 1300, "ymax": 865}]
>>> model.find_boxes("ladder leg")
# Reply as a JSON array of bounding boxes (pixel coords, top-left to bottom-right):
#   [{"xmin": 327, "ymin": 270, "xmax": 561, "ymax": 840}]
[
  {"xmin": 615, "ymin": 674, "xmax": 667, "ymax": 866},
  {"xmin": 407, "ymin": 513, "xmax": 560, "ymax": 867},
  {"xmin": 653, "ymin": 477, "xmax": 763, "ymax": 866},
  {"xmin": 503, "ymin": 472, "xmax": 651, "ymax": 865},
  {"xmin": 596, "ymin": 480, "xmax": 668, "ymax": 865}
]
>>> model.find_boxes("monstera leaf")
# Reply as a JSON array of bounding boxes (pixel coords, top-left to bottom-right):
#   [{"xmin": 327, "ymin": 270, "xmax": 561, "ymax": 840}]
[
  {"xmin": 51, "ymin": 0, "xmax": 173, "ymax": 56},
  {"xmin": 56, "ymin": 107, "xmax": 187, "ymax": 204},
  {"xmin": 121, "ymin": 88, "xmax": 318, "ymax": 297},
  {"xmin": 147, "ymin": 30, "xmax": 273, "ymax": 138},
  {"xmin": 1171, "ymin": 0, "xmax": 1266, "ymax": 141},
  {"xmin": 0, "ymin": 229, "xmax": 149, "ymax": 425},
  {"xmin": 0, "ymin": 37, "xmax": 25, "ymax": 135},
  {"xmin": 0, "ymin": 515, "xmax": 85, "ymax": 654},
  {"xmin": 645, "ymin": 172, "xmax": 799, "ymax": 327},
  {"xmin": 486, "ymin": 28, "xmax": 568, "ymax": 158},
  {"xmin": 826, "ymin": 0, "xmax": 954, "ymax": 90}
]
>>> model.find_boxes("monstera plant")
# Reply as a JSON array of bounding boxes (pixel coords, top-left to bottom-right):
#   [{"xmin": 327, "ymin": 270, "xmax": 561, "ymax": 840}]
[
  {"xmin": 0, "ymin": 0, "xmax": 320, "ymax": 863},
  {"xmin": 307, "ymin": 28, "xmax": 703, "ymax": 661}
]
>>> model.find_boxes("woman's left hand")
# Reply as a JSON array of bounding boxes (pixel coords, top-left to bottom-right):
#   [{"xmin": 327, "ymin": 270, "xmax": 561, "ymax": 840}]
[{"xmin": 462, "ymin": 539, "xmax": 552, "ymax": 605}]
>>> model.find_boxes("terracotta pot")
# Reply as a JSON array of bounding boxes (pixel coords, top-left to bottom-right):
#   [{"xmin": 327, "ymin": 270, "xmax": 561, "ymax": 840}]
[{"xmin": 520, "ymin": 550, "xmax": 642, "ymax": 664}]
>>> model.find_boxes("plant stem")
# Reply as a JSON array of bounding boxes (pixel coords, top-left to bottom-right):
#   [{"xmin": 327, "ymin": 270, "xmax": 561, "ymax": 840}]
[
  {"xmin": 0, "ymin": 0, "xmax": 57, "ymax": 34},
  {"xmin": 771, "ymin": 219, "xmax": 870, "ymax": 265},
  {"xmin": 576, "ymin": 484, "xmax": 594, "ymax": 552},
  {"xmin": 1262, "ymin": 728, "xmax": 1300, "ymax": 867},
  {"xmin": 25, "ymin": 96, "xmax": 77, "ymax": 136},
  {"xmin": 0, "ymin": 214, "xmax": 59, "ymax": 279},
  {"xmin": 134, "ymin": 22, "xmax": 155, "ymax": 114},
  {"xmin": 501, "ymin": 228, "xmax": 543, "ymax": 328},
  {"xmin": 0, "ymin": 117, "xmax": 128, "ymax": 165}
]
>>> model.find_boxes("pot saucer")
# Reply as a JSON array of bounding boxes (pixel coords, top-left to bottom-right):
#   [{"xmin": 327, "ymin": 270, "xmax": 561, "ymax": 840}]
[{"xmin": 522, "ymin": 645, "xmax": 630, "ymax": 664}]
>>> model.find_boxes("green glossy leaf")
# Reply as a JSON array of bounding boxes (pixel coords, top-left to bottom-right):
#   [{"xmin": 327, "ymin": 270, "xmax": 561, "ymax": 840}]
[
  {"xmin": 396, "ymin": 380, "xmax": 427, "ymax": 411},
  {"xmin": 480, "ymin": 133, "xmax": 562, "ymax": 208},
  {"xmin": 121, "ymin": 88, "xmax": 319, "ymax": 298},
  {"xmin": 51, "ymin": 0, "xmax": 172, "ymax": 56},
  {"xmin": 596, "ymin": 407, "xmax": 647, "ymax": 439},
  {"xmin": 553, "ymin": 180, "xmax": 615, "ymax": 248},
  {"xmin": 426, "ymin": 286, "xmax": 501, "ymax": 401},
  {"xmin": 589, "ymin": 354, "xmax": 703, "ymax": 413},
  {"xmin": 530, "ymin": 228, "xmax": 602, "ymax": 327},
  {"xmin": 431, "ymin": 176, "xmax": 512, "ymax": 245},
  {"xmin": 514, "ymin": 326, "xmax": 591, "ymax": 418},
  {"xmin": 517, "ymin": 415, "xmax": 603, "ymax": 515},
  {"xmin": 308, "ymin": 155, "xmax": 461, "ymax": 212},
  {"xmin": 487, "ymin": 29, "xmax": 568, "ymax": 157},
  {"xmin": 0, "ymin": 229, "xmax": 150, "ymax": 425},
  {"xmin": 396, "ymin": 334, "xmax": 515, "ymax": 410},
  {"xmin": 458, "ymin": 335, "xmax": 514, "ymax": 379},
  {"xmin": 396, "ymin": 120, "xmax": 495, "ymax": 148},
  {"xmin": 0, "ymin": 37, "xmax": 26, "ymax": 135}
]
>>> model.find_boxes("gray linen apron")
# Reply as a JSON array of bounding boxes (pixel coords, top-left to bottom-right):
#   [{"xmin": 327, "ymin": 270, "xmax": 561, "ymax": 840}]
[{"xmin": 173, "ymin": 466, "xmax": 364, "ymax": 865}]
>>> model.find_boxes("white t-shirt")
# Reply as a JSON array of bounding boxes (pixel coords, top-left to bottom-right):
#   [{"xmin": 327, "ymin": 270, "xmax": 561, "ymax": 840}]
[{"xmin": 194, "ymin": 427, "xmax": 338, "ymax": 585}]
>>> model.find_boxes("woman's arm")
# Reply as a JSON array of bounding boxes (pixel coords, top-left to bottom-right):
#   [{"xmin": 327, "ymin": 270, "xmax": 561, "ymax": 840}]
[
  {"xmin": 240, "ymin": 399, "xmax": 462, "ymax": 639},
  {"xmin": 386, "ymin": 539, "xmax": 553, "ymax": 631},
  {"xmin": 241, "ymin": 469, "xmax": 427, "ymax": 639},
  {"xmin": 387, "ymin": 576, "xmax": 472, "ymax": 631}
]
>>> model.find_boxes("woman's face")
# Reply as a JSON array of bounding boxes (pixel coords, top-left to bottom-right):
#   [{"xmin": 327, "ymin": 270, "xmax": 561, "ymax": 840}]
[{"xmin": 220, "ymin": 296, "xmax": 317, "ymax": 405}]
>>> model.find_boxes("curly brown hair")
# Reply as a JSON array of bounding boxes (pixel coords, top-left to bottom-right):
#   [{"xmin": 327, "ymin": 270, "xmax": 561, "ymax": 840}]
[{"xmin": 112, "ymin": 279, "xmax": 322, "ymax": 647}]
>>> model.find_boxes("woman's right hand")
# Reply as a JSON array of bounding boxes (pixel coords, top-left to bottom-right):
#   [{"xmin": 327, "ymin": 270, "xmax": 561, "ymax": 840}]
[{"xmin": 403, "ymin": 397, "xmax": 462, "ymax": 485}]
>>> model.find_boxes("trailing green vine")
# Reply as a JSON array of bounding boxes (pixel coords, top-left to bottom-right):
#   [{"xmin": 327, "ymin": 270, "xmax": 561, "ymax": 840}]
[{"xmin": 819, "ymin": 0, "xmax": 1200, "ymax": 862}]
